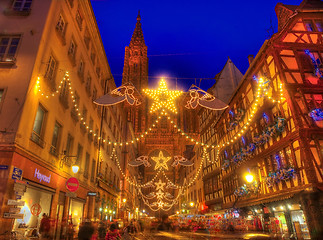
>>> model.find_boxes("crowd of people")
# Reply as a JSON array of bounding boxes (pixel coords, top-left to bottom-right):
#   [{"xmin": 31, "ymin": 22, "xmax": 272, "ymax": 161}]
[{"xmin": 77, "ymin": 218, "xmax": 145, "ymax": 240}]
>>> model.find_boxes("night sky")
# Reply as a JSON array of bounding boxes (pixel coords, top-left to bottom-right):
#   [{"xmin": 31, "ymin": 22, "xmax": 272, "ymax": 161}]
[{"xmin": 91, "ymin": 0, "xmax": 302, "ymax": 91}]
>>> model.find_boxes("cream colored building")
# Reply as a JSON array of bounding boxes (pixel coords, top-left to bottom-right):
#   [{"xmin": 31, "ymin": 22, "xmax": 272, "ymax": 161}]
[{"xmin": 0, "ymin": 0, "xmax": 131, "ymax": 237}]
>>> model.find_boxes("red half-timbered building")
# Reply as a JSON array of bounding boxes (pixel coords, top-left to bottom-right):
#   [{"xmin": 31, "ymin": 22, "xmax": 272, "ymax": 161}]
[{"xmin": 201, "ymin": 0, "xmax": 323, "ymax": 239}]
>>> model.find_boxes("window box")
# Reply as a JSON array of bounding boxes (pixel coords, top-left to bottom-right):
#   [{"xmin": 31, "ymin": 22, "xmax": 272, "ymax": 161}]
[
  {"xmin": 3, "ymin": 8, "xmax": 31, "ymax": 16},
  {"xmin": 30, "ymin": 132, "xmax": 45, "ymax": 148},
  {"xmin": 49, "ymin": 145, "xmax": 59, "ymax": 157}
]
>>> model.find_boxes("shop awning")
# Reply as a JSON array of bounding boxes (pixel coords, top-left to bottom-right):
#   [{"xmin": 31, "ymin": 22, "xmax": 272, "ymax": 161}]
[{"xmin": 236, "ymin": 190, "xmax": 301, "ymax": 208}]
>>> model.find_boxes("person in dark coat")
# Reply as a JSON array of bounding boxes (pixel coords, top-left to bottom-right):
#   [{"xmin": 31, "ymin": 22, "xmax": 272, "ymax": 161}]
[
  {"xmin": 78, "ymin": 221, "xmax": 94, "ymax": 240},
  {"xmin": 157, "ymin": 215, "xmax": 173, "ymax": 231}
]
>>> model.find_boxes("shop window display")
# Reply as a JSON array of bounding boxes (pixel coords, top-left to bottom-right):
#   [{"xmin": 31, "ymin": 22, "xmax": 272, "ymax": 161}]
[
  {"xmin": 69, "ymin": 199, "xmax": 84, "ymax": 236},
  {"xmin": 13, "ymin": 186, "xmax": 53, "ymax": 237}
]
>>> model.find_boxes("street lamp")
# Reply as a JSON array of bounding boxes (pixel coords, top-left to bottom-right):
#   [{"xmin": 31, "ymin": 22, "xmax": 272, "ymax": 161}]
[
  {"xmin": 245, "ymin": 173, "xmax": 254, "ymax": 183},
  {"xmin": 189, "ymin": 202, "xmax": 194, "ymax": 207},
  {"xmin": 72, "ymin": 165, "xmax": 79, "ymax": 173},
  {"xmin": 123, "ymin": 198, "xmax": 127, "ymax": 203}
]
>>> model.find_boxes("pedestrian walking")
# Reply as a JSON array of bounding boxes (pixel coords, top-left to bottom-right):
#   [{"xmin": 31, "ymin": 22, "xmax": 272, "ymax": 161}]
[
  {"xmin": 78, "ymin": 221, "xmax": 95, "ymax": 240},
  {"xmin": 39, "ymin": 213, "xmax": 51, "ymax": 239},
  {"xmin": 105, "ymin": 223, "xmax": 121, "ymax": 240}
]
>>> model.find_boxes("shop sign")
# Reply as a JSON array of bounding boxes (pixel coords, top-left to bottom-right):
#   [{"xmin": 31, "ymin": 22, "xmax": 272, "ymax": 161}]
[
  {"xmin": 14, "ymin": 183, "xmax": 26, "ymax": 192},
  {"xmin": 9, "ymin": 208, "xmax": 21, "ymax": 213},
  {"xmin": 0, "ymin": 165, "xmax": 8, "ymax": 170},
  {"xmin": 87, "ymin": 192, "xmax": 97, "ymax": 196},
  {"xmin": 31, "ymin": 203, "xmax": 42, "ymax": 216},
  {"xmin": 66, "ymin": 177, "xmax": 79, "ymax": 192},
  {"xmin": 66, "ymin": 192, "xmax": 77, "ymax": 198},
  {"xmin": 12, "ymin": 167, "xmax": 23, "ymax": 180},
  {"xmin": 3, "ymin": 213, "xmax": 24, "ymax": 219},
  {"xmin": 7, "ymin": 199, "xmax": 25, "ymax": 206},
  {"xmin": 34, "ymin": 168, "xmax": 51, "ymax": 183}
]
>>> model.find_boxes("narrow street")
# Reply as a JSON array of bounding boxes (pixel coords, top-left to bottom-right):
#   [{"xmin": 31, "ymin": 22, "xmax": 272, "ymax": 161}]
[{"xmin": 132, "ymin": 231, "xmax": 272, "ymax": 240}]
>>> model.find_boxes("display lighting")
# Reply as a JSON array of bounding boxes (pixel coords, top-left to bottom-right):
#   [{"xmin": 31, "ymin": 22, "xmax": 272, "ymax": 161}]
[
  {"xmin": 143, "ymin": 78, "xmax": 183, "ymax": 114},
  {"xmin": 36, "ymin": 73, "xmax": 284, "ymax": 153},
  {"xmin": 151, "ymin": 151, "xmax": 171, "ymax": 170},
  {"xmin": 112, "ymin": 148, "xmax": 161, "ymax": 188},
  {"xmin": 162, "ymin": 148, "xmax": 207, "ymax": 189}
]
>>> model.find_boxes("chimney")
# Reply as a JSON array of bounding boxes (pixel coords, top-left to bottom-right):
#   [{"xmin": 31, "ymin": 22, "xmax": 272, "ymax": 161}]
[{"xmin": 248, "ymin": 55, "xmax": 254, "ymax": 65}]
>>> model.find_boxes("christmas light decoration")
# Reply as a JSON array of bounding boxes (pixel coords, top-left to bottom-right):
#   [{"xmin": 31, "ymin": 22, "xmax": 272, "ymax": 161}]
[
  {"xmin": 94, "ymin": 83, "xmax": 141, "ymax": 106},
  {"xmin": 185, "ymin": 85, "xmax": 228, "ymax": 110},
  {"xmin": 151, "ymin": 151, "xmax": 171, "ymax": 170},
  {"xmin": 143, "ymin": 78, "xmax": 183, "ymax": 114},
  {"xmin": 155, "ymin": 179, "xmax": 166, "ymax": 190},
  {"xmin": 128, "ymin": 156, "xmax": 151, "ymax": 167}
]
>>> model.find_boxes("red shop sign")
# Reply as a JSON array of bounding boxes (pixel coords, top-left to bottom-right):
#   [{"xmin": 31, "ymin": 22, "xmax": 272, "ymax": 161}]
[{"xmin": 66, "ymin": 177, "xmax": 79, "ymax": 192}]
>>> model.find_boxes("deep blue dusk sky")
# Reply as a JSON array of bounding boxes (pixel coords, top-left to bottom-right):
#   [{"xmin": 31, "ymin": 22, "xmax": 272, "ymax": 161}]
[{"xmin": 91, "ymin": 0, "xmax": 302, "ymax": 91}]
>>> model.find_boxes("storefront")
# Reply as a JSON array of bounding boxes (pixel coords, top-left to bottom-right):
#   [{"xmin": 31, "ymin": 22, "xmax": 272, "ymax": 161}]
[
  {"xmin": 6, "ymin": 152, "xmax": 90, "ymax": 238},
  {"xmin": 12, "ymin": 182, "xmax": 54, "ymax": 238}
]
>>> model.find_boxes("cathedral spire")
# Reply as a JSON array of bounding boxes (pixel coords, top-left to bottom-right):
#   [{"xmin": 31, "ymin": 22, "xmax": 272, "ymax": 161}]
[{"xmin": 130, "ymin": 10, "xmax": 145, "ymax": 47}]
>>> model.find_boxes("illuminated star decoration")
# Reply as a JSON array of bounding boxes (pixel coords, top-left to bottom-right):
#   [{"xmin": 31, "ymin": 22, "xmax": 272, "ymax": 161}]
[
  {"xmin": 143, "ymin": 79, "xmax": 183, "ymax": 114},
  {"xmin": 156, "ymin": 190, "xmax": 164, "ymax": 199},
  {"xmin": 155, "ymin": 179, "xmax": 166, "ymax": 190},
  {"xmin": 151, "ymin": 151, "xmax": 171, "ymax": 170}
]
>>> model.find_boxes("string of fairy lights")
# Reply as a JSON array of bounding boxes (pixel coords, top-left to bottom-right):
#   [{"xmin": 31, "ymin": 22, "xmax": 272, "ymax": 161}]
[{"xmin": 36, "ymin": 71, "xmax": 285, "ymax": 211}]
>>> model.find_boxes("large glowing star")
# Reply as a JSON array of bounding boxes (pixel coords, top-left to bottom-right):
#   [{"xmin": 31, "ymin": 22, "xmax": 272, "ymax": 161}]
[
  {"xmin": 151, "ymin": 151, "xmax": 171, "ymax": 170},
  {"xmin": 143, "ymin": 79, "xmax": 183, "ymax": 114}
]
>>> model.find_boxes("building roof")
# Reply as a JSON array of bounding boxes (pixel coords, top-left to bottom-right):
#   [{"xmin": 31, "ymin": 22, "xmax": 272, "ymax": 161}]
[{"xmin": 130, "ymin": 11, "xmax": 146, "ymax": 47}]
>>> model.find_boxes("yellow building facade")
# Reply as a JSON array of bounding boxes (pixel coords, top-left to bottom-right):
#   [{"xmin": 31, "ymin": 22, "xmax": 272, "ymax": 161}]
[{"xmin": 0, "ymin": 0, "xmax": 133, "ymax": 238}]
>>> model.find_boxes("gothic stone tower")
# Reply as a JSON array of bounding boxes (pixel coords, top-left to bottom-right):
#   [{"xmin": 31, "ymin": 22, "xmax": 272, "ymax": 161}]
[{"xmin": 122, "ymin": 11, "xmax": 149, "ymax": 134}]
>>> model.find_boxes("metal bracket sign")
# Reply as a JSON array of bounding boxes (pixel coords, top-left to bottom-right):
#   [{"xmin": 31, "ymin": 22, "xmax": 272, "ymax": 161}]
[
  {"xmin": 65, "ymin": 192, "xmax": 77, "ymax": 198},
  {"xmin": 7, "ymin": 199, "xmax": 25, "ymax": 206},
  {"xmin": 3, "ymin": 213, "xmax": 24, "ymax": 219},
  {"xmin": 12, "ymin": 167, "xmax": 23, "ymax": 180},
  {"xmin": 0, "ymin": 165, "xmax": 8, "ymax": 170}
]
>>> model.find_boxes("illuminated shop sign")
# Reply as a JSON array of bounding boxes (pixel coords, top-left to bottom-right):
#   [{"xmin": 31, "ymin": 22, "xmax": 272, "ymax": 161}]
[{"xmin": 34, "ymin": 168, "xmax": 51, "ymax": 183}]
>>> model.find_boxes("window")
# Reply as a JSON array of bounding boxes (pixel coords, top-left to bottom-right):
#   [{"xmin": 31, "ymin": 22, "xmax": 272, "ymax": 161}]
[
  {"xmin": 68, "ymin": 38, "xmax": 77, "ymax": 59},
  {"xmin": 315, "ymin": 20, "xmax": 323, "ymax": 32},
  {"xmin": 65, "ymin": 134, "xmax": 74, "ymax": 156},
  {"xmin": 76, "ymin": 144, "xmax": 83, "ymax": 165},
  {"xmin": 91, "ymin": 159, "xmax": 96, "ymax": 182},
  {"xmin": 56, "ymin": 15, "xmax": 66, "ymax": 37},
  {"xmin": 96, "ymin": 66, "xmax": 101, "ymax": 79},
  {"xmin": 0, "ymin": 89, "xmax": 4, "ymax": 103},
  {"xmin": 71, "ymin": 91, "xmax": 79, "ymax": 116},
  {"xmin": 12, "ymin": 0, "xmax": 32, "ymax": 12},
  {"xmin": 45, "ymin": 55, "xmax": 57, "ymax": 82},
  {"xmin": 83, "ymin": 28, "xmax": 90, "ymax": 49},
  {"xmin": 92, "ymin": 87, "xmax": 97, "ymax": 102},
  {"xmin": 90, "ymin": 48, "xmax": 96, "ymax": 65},
  {"xmin": 304, "ymin": 20, "xmax": 314, "ymax": 32},
  {"xmin": 82, "ymin": 106, "xmax": 87, "ymax": 122},
  {"xmin": 50, "ymin": 122, "xmax": 61, "ymax": 157},
  {"xmin": 59, "ymin": 80, "xmax": 69, "ymax": 108},
  {"xmin": 67, "ymin": 0, "xmax": 74, "ymax": 8},
  {"xmin": 75, "ymin": 9, "xmax": 83, "ymax": 30},
  {"xmin": 31, "ymin": 105, "xmax": 46, "ymax": 146},
  {"xmin": 0, "ymin": 35, "xmax": 20, "ymax": 62},
  {"xmin": 84, "ymin": 153, "xmax": 90, "ymax": 178},
  {"xmin": 86, "ymin": 74, "xmax": 91, "ymax": 95},
  {"xmin": 78, "ymin": 58, "xmax": 85, "ymax": 80}
]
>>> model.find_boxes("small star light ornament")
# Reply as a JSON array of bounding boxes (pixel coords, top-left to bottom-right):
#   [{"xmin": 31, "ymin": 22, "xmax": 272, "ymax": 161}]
[
  {"xmin": 155, "ymin": 179, "xmax": 166, "ymax": 190},
  {"xmin": 151, "ymin": 151, "xmax": 171, "ymax": 170},
  {"xmin": 143, "ymin": 79, "xmax": 183, "ymax": 114}
]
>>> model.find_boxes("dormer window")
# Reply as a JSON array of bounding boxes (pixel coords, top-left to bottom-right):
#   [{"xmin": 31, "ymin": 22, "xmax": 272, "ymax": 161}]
[
  {"xmin": 304, "ymin": 20, "xmax": 314, "ymax": 31},
  {"xmin": 12, "ymin": 0, "xmax": 32, "ymax": 12}
]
